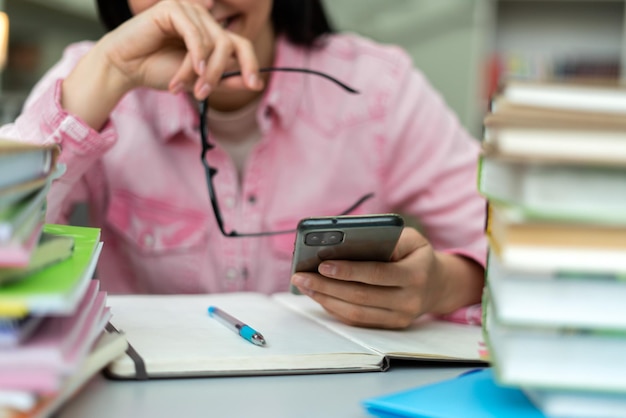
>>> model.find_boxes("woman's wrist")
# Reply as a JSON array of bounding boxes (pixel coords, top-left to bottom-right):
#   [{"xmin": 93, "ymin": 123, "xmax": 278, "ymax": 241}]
[
  {"xmin": 429, "ymin": 252, "xmax": 485, "ymax": 316},
  {"xmin": 61, "ymin": 39, "xmax": 133, "ymax": 131}
]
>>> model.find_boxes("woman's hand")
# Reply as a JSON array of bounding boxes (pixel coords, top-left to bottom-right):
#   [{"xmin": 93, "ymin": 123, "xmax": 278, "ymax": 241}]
[
  {"xmin": 62, "ymin": 0, "xmax": 262, "ymax": 129},
  {"xmin": 102, "ymin": 0, "xmax": 262, "ymax": 97},
  {"xmin": 290, "ymin": 227, "xmax": 485, "ymax": 329}
]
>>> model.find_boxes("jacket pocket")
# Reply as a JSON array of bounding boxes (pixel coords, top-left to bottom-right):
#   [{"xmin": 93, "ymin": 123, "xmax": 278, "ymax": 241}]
[
  {"xmin": 105, "ymin": 190, "xmax": 210, "ymax": 293},
  {"xmin": 106, "ymin": 190, "xmax": 208, "ymax": 254}
]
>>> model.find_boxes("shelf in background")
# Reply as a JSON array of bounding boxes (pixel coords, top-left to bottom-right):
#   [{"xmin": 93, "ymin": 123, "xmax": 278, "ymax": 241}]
[{"xmin": 19, "ymin": 0, "xmax": 97, "ymax": 20}]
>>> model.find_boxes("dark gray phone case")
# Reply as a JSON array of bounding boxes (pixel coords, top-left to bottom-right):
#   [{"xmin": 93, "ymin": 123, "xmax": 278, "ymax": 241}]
[{"xmin": 289, "ymin": 214, "xmax": 404, "ymax": 294}]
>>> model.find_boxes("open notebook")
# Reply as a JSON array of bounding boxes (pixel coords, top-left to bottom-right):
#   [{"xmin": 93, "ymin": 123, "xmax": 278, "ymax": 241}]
[{"xmin": 105, "ymin": 292, "xmax": 485, "ymax": 379}]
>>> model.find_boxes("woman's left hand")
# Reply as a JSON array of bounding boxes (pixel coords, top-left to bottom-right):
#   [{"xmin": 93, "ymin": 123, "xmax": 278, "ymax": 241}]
[{"xmin": 290, "ymin": 227, "xmax": 483, "ymax": 329}]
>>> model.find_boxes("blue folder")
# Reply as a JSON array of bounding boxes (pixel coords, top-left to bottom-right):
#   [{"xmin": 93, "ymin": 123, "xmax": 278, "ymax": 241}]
[{"xmin": 362, "ymin": 368, "xmax": 546, "ymax": 418}]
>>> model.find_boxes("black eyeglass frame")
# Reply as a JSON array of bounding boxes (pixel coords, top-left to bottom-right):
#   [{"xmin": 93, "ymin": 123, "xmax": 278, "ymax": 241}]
[{"xmin": 200, "ymin": 67, "xmax": 373, "ymax": 238}]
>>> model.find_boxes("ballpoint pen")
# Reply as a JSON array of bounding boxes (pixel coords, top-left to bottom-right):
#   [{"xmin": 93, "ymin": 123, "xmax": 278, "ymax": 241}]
[{"xmin": 207, "ymin": 306, "xmax": 267, "ymax": 347}]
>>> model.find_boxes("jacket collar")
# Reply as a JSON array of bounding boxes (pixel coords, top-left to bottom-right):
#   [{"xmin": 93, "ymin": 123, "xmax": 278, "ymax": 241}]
[
  {"xmin": 152, "ymin": 90, "xmax": 200, "ymax": 144},
  {"xmin": 256, "ymin": 36, "xmax": 306, "ymax": 132}
]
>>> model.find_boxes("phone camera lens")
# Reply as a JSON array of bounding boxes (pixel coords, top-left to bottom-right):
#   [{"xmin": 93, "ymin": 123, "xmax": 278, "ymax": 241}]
[
  {"xmin": 305, "ymin": 231, "xmax": 344, "ymax": 246},
  {"xmin": 305, "ymin": 233, "xmax": 322, "ymax": 245},
  {"xmin": 327, "ymin": 233, "xmax": 340, "ymax": 244}
]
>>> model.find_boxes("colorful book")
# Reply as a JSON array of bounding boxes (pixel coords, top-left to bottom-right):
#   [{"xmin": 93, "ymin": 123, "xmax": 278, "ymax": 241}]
[
  {"xmin": 497, "ymin": 79, "xmax": 626, "ymax": 115},
  {"xmin": 0, "ymin": 281, "xmax": 106, "ymax": 375},
  {"xmin": 0, "ymin": 232, "xmax": 75, "ymax": 286},
  {"xmin": 524, "ymin": 387, "xmax": 626, "ymax": 418},
  {"xmin": 487, "ymin": 251, "xmax": 626, "ymax": 329},
  {"xmin": 484, "ymin": 297, "xmax": 626, "ymax": 392},
  {"xmin": 0, "ymin": 139, "xmax": 59, "ymax": 192},
  {"xmin": 0, "ymin": 330, "xmax": 128, "ymax": 418},
  {"xmin": 0, "ymin": 315, "xmax": 44, "ymax": 348},
  {"xmin": 0, "ymin": 306, "xmax": 112, "ymax": 394},
  {"xmin": 0, "ymin": 224, "xmax": 101, "ymax": 317},
  {"xmin": 486, "ymin": 203, "xmax": 626, "ymax": 273},
  {"xmin": 0, "ymin": 175, "xmax": 55, "ymax": 213},
  {"xmin": 0, "ymin": 182, "xmax": 49, "ymax": 244},
  {"xmin": 484, "ymin": 99, "xmax": 626, "ymax": 165},
  {"xmin": 0, "ymin": 221, "xmax": 44, "ymax": 269},
  {"xmin": 362, "ymin": 368, "xmax": 544, "ymax": 418},
  {"xmin": 477, "ymin": 155, "xmax": 626, "ymax": 225}
]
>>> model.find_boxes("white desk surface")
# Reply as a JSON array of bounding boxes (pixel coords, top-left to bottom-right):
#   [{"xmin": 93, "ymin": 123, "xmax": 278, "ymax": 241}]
[{"xmin": 58, "ymin": 361, "xmax": 483, "ymax": 418}]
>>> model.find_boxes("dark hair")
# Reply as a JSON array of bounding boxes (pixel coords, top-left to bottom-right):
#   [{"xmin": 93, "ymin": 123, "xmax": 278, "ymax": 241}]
[{"xmin": 96, "ymin": 0, "xmax": 334, "ymax": 48}]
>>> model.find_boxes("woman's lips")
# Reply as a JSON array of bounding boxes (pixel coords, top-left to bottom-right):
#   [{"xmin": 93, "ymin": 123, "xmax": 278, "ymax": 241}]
[{"xmin": 217, "ymin": 14, "xmax": 240, "ymax": 30}]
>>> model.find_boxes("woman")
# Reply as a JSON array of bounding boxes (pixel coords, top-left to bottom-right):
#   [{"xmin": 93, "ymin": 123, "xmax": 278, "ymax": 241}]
[{"xmin": 0, "ymin": 0, "xmax": 486, "ymax": 329}]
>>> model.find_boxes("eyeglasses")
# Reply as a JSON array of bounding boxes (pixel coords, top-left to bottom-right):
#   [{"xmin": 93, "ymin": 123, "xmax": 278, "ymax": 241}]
[{"xmin": 200, "ymin": 67, "xmax": 374, "ymax": 237}]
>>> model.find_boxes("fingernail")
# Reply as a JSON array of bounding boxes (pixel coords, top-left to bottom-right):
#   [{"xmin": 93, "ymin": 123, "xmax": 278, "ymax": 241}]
[
  {"xmin": 319, "ymin": 262, "xmax": 337, "ymax": 277},
  {"xmin": 248, "ymin": 73, "xmax": 258, "ymax": 88},
  {"xmin": 170, "ymin": 82, "xmax": 184, "ymax": 95},
  {"xmin": 198, "ymin": 83, "xmax": 211, "ymax": 98},
  {"xmin": 292, "ymin": 274, "xmax": 308, "ymax": 287}
]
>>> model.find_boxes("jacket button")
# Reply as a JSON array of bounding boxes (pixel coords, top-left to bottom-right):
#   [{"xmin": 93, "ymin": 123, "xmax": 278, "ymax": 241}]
[
  {"xmin": 143, "ymin": 234, "xmax": 155, "ymax": 248},
  {"xmin": 226, "ymin": 268, "xmax": 238, "ymax": 281},
  {"xmin": 224, "ymin": 197, "xmax": 236, "ymax": 208}
]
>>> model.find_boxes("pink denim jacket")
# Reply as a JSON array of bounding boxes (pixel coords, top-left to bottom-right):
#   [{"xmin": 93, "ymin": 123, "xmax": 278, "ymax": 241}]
[{"xmin": 0, "ymin": 34, "xmax": 487, "ymax": 296}]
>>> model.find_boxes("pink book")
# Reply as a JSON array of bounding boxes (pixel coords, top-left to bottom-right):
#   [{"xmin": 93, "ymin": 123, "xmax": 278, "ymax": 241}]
[
  {"xmin": 0, "ymin": 370, "xmax": 59, "ymax": 395},
  {"xmin": 0, "ymin": 307, "xmax": 111, "ymax": 393},
  {"xmin": 0, "ymin": 281, "xmax": 106, "ymax": 371}
]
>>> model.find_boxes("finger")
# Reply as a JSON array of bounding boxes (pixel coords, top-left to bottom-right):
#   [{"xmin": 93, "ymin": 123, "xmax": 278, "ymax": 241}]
[
  {"xmin": 317, "ymin": 259, "xmax": 405, "ymax": 287},
  {"xmin": 194, "ymin": 10, "xmax": 261, "ymax": 90},
  {"xmin": 391, "ymin": 227, "xmax": 429, "ymax": 261},
  {"xmin": 168, "ymin": 53, "xmax": 200, "ymax": 95},
  {"xmin": 180, "ymin": 2, "xmax": 215, "ymax": 75},
  {"xmin": 152, "ymin": 1, "xmax": 212, "ymax": 76},
  {"xmin": 175, "ymin": 3, "xmax": 233, "ymax": 98},
  {"xmin": 191, "ymin": 7, "xmax": 235, "ymax": 88},
  {"xmin": 292, "ymin": 271, "xmax": 404, "ymax": 311},
  {"xmin": 202, "ymin": 31, "xmax": 235, "ymax": 89},
  {"xmin": 174, "ymin": 4, "xmax": 262, "ymax": 92},
  {"xmin": 316, "ymin": 228, "xmax": 429, "ymax": 287},
  {"xmin": 226, "ymin": 33, "xmax": 263, "ymax": 90},
  {"xmin": 310, "ymin": 291, "xmax": 415, "ymax": 329}
]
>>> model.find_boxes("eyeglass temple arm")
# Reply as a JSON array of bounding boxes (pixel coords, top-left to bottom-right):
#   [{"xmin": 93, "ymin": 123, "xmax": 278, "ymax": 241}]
[
  {"xmin": 208, "ymin": 192, "xmax": 376, "ymax": 238},
  {"xmin": 199, "ymin": 66, "xmax": 358, "ymax": 148},
  {"xmin": 201, "ymin": 159, "xmax": 230, "ymax": 235},
  {"xmin": 221, "ymin": 67, "xmax": 360, "ymax": 94}
]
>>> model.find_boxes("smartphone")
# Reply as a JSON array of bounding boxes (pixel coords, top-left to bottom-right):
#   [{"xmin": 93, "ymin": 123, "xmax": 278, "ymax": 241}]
[{"xmin": 289, "ymin": 214, "xmax": 405, "ymax": 294}]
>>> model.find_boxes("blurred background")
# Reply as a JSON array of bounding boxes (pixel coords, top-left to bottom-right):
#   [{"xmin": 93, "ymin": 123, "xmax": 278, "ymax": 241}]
[{"xmin": 0, "ymin": 0, "xmax": 625, "ymax": 137}]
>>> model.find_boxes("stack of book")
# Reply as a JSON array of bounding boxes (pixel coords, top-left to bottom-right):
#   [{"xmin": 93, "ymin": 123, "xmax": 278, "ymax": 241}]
[
  {"xmin": 0, "ymin": 139, "xmax": 127, "ymax": 418},
  {"xmin": 0, "ymin": 139, "xmax": 61, "ymax": 268},
  {"xmin": 479, "ymin": 80, "xmax": 626, "ymax": 417}
]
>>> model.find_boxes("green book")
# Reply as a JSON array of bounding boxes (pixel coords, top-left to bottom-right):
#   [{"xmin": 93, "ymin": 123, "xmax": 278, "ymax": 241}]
[
  {"xmin": 0, "ymin": 231, "xmax": 76, "ymax": 285},
  {"xmin": 0, "ymin": 224, "xmax": 102, "ymax": 317}
]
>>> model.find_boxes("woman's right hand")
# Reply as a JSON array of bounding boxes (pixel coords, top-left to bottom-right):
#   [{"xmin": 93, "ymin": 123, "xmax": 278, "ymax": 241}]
[{"xmin": 62, "ymin": 0, "xmax": 263, "ymax": 130}]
